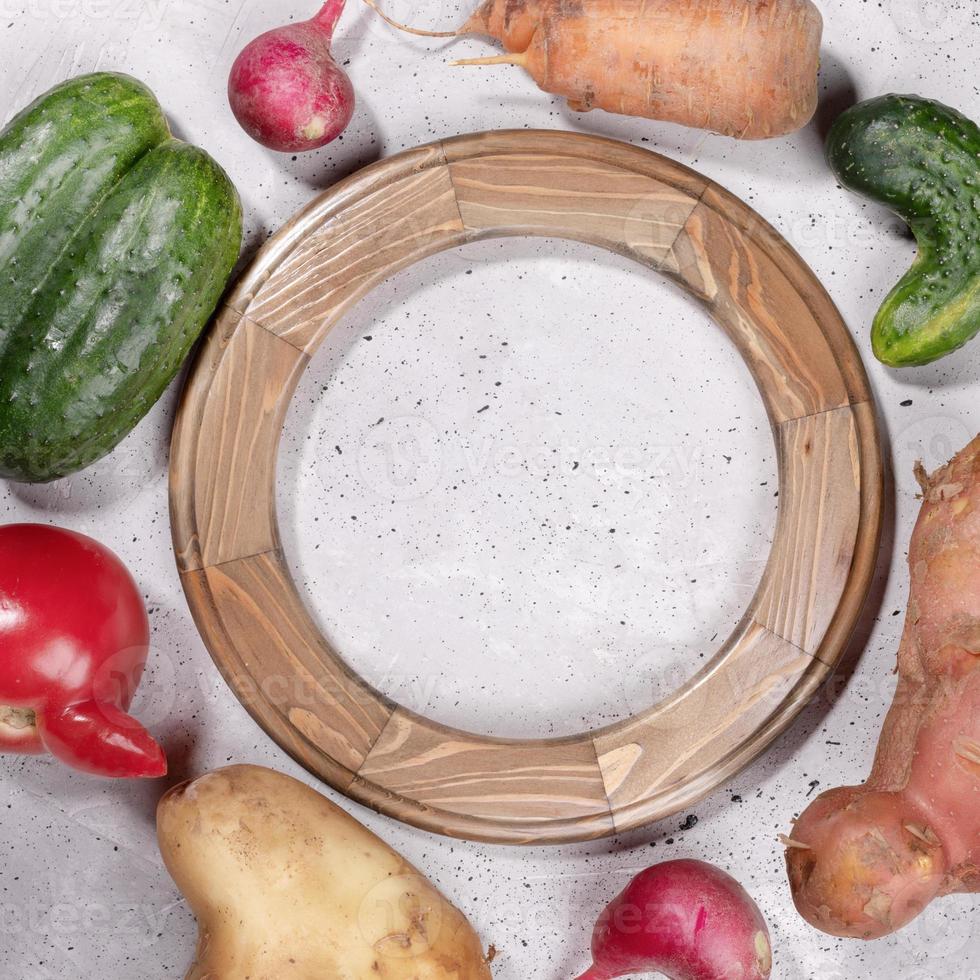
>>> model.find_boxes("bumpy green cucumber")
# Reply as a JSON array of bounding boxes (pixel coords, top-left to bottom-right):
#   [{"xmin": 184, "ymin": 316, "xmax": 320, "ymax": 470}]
[
  {"xmin": 0, "ymin": 74, "xmax": 242, "ymax": 482},
  {"xmin": 0, "ymin": 73, "xmax": 170, "ymax": 326},
  {"xmin": 827, "ymin": 94, "xmax": 980, "ymax": 367}
]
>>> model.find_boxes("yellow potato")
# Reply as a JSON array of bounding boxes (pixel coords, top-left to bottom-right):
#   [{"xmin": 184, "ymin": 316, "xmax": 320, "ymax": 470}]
[{"xmin": 157, "ymin": 765, "xmax": 493, "ymax": 979}]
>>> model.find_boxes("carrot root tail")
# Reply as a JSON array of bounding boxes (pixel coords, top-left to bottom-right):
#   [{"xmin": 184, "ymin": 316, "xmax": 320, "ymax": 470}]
[
  {"xmin": 359, "ymin": 0, "xmax": 459, "ymax": 37},
  {"xmin": 451, "ymin": 53, "xmax": 528, "ymax": 68}
]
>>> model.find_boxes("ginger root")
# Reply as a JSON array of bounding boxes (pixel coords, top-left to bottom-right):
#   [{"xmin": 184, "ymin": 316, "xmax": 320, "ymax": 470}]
[{"xmin": 786, "ymin": 435, "xmax": 980, "ymax": 939}]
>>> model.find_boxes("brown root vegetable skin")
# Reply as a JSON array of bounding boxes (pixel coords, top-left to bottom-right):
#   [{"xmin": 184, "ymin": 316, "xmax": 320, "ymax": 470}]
[
  {"xmin": 158, "ymin": 765, "xmax": 492, "ymax": 978},
  {"xmin": 454, "ymin": 0, "xmax": 822, "ymax": 139},
  {"xmin": 787, "ymin": 435, "xmax": 980, "ymax": 939}
]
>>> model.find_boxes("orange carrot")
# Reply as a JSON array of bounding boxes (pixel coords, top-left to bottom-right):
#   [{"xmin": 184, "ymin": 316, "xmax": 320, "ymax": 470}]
[{"xmin": 363, "ymin": 0, "xmax": 823, "ymax": 140}]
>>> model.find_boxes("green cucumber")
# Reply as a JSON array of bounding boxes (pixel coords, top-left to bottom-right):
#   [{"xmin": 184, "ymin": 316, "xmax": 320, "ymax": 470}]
[
  {"xmin": 0, "ymin": 73, "xmax": 242, "ymax": 482},
  {"xmin": 826, "ymin": 94, "xmax": 980, "ymax": 367}
]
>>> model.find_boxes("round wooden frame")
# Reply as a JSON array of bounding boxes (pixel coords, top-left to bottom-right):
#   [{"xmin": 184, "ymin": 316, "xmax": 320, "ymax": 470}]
[{"xmin": 170, "ymin": 131, "xmax": 882, "ymax": 845}]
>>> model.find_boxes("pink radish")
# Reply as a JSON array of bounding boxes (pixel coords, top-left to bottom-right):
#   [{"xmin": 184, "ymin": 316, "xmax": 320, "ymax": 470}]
[
  {"xmin": 228, "ymin": 0, "xmax": 355, "ymax": 153},
  {"xmin": 576, "ymin": 860, "xmax": 773, "ymax": 980}
]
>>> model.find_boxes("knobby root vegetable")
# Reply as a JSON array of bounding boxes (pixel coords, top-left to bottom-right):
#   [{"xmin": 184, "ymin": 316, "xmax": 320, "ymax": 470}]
[
  {"xmin": 229, "ymin": 0, "xmax": 355, "ymax": 152},
  {"xmin": 363, "ymin": 0, "xmax": 823, "ymax": 139},
  {"xmin": 786, "ymin": 434, "xmax": 980, "ymax": 939},
  {"xmin": 575, "ymin": 860, "xmax": 772, "ymax": 980},
  {"xmin": 158, "ymin": 765, "xmax": 493, "ymax": 978}
]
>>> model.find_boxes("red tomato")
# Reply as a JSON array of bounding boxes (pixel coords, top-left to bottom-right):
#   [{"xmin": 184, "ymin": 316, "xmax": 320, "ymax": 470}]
[{"xmin": 0, "ymin": 524, "xmax": 166, "ymax": 778}]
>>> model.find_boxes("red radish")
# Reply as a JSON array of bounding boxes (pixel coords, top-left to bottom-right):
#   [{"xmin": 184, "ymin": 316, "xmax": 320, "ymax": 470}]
[
  {"xmin": 576, "ymin": 860, "xmax": 772, "ymax": 980},
  {"xmin": 228, "ymin": 0, "xmax": 355, "ymax": 153}
]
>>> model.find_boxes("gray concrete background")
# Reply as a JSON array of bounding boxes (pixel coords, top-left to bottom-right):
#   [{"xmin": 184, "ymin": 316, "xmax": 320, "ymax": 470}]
[{"xmin": 1, "ymin": 1, "xmax": 977, "ymax": 977}]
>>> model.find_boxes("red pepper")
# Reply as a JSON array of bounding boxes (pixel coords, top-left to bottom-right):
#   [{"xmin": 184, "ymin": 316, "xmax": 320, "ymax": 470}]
[{"xmin": 0, "ymin": 523, "xmax": 166, "ymax": 778}]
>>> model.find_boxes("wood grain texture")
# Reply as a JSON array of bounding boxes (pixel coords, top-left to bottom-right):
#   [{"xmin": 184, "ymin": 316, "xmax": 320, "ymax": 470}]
[
  {"xmin": 246, "ymin": 164, "xmax": 466, "ymax": 352},
  {"xmin": 196, "ymin": 551, "xmax": 391, "ymax": 769},
  {"xmin": 450, "ymin": 152, "xmax": 700, "ymax": 266},
  {"xmin": 356, "ymin": 709, "xmax": 616, "ymax": 842},
  {"xmin": 666, "ymin": 193, "xmax": 852, "ymax": 422},
  {"xmin": 593, "ymin": 620, "xmax": 815, "ymax": 831},
  {"xmin": 224, "ymin": 143, "xmax": 451, "ymax": 320},
  {"xmin": 170, "ymin": 315, "xmax": 308, "ymax": 572},
  {"xmin": 754, "ymin": 405, "xmax": 869, "ymax": 658},
  {"xmin": 170, "ymin": 131, "xmax": 883, "ymax": 844}
]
